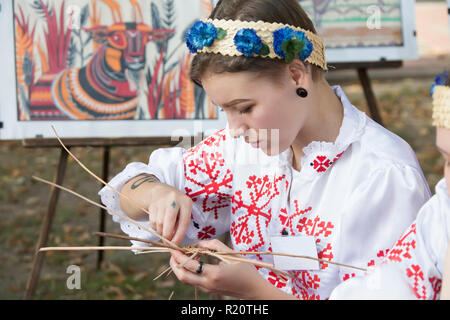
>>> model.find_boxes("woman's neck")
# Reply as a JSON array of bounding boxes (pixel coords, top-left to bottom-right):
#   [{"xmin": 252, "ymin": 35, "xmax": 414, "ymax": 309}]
[{"xmin": 291, "ymin": 79, "xmax": 344, "ymax": 171}]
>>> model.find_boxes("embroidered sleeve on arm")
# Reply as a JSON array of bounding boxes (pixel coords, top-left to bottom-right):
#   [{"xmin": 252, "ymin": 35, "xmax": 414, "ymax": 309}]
[
  {"xmin": 384, "ymin": 198, "xmax": 447, "ymax": 300},
  {"xmin": 331, "ymin": 199, "xmax": 446, "ymax": 300}
]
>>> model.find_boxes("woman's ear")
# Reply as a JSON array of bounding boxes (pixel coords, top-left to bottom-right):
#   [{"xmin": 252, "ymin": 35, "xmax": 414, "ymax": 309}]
[{"xmin": 287, "ymin": 60, "xmax": 310, "ymax": 88}]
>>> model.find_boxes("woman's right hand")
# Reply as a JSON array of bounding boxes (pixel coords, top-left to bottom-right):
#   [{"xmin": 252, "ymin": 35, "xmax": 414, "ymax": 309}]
[
  {"xmin": 120, "ymin": 173, "xmax": 193, "ymax": 245},
  {"xmin": 147, "ymin": 182, "xmax": 193, "ymax": 246}
]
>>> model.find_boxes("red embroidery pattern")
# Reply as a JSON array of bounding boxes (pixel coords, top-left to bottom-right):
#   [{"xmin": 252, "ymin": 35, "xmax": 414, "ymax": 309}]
[
  {"xmin": 185, "ymin": 129, "xmax": 226, "ymax": 156},
  {"xmin": 343, "ymin": 273, "xmax": 356, "ymax": 281},
  {"xmin": 406, "ymin": 264, "xmax": 426, "ymax": 300},
  {"xmin": 231, "ymin": 174, "xmax": 285, "ymax": 256},
  {"xmin": 291, "ymin": 271, "xmax": 321, "ymax": 300},
  {"xmin": 297, "ymin": 213, "xmax": 334, "ymax": 239},
  {"xmin": 292, "ymin": 287, "xmax": 321, "ymax": 300},
  {"xmin": 290, "ymin": 204, "xmax": 335, "ymax": 270},
  {"xmin": 267, "ymin": 271, "xmax": 288, "ymax": 289},
  {"xmin": 279, "ymin": 203, "xmax": 312, "ymax": 235},
  {"xmin": 429, "ymin": 277, "xmax": 442, "ymax": 300},
  {"xmin": 381, "ymin": 222, "xmax": 444, "ymax": 300},
  {"xmin": 184, "ymin": 131, "xmax": 233, "ymax": 220},
  {"xmin": 197, "ymin": 226, "xmax": 216, "ymax": 240},
  {"xmin": 367, "ymin": 249, "xmax": 390, "ymax": 267},
  {"xmin": 309, "ymin": 151, "xmax": 345, "ymax": 174},
  {"xmin": 317, "ymin": 243, "xmax": 333, "ymax": 270},
  {"xmin": 342, "ymin": 249, "xmax": 389, "ymax": 284},
  {"xmin": 332, "ymin": 151, "xmax": 344, "ymax": 163},
  {"xmin": 311, "ymin": 155, "xmax": 331, "ymax": 173},
  {"xmin": 388, "ymin": 223, "xmax": 416, "ymax": 263}
]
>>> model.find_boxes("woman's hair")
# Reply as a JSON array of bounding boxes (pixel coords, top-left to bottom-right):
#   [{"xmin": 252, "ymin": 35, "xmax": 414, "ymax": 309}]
[{"xmin": 189, "ymin": 0, "xmax": 323, "ymax": 88}]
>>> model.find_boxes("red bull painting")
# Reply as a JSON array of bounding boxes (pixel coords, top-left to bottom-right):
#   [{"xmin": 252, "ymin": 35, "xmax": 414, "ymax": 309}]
[{"xmin": 13, "ymin": 0, "xmax": 218, "ymax": 122}]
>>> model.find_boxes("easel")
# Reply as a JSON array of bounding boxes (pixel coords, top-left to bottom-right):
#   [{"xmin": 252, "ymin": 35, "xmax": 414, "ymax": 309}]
[
  {"xmin": 23, "ymin": 136, "xmax": 182, "ymax": 300},
  {"xmin": 327, "ymin": 60, "xmax": 404, "ymax": 127}
]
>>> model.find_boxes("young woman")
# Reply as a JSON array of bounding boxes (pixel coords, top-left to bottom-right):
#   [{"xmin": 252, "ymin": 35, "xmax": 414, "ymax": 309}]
[
  {"xmin": 99, "ymin": 0, "xmax": 431, "ymax": 299},
  {"xmin": 329, "ymin": 72, "xmax": 450, "ymax": 300}
]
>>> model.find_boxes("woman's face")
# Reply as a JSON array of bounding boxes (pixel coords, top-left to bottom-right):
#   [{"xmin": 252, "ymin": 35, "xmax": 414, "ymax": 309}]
[
  {"xmin": 202, "ymin": 69, "xmax": 310, "ymax": 156},
  {"xmin": 436, "ymin": 127, "xmax": 450, "ymax": 196}
]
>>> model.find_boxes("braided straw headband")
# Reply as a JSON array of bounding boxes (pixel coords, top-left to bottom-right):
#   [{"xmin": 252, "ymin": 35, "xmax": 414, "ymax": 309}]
[
  {"xmin": 185, "ymin": 18, "xmax": 328, "ymax": 71},
  {"xmin": 432, "ymin": 85, "xmax": 450, "ymax": 129}
]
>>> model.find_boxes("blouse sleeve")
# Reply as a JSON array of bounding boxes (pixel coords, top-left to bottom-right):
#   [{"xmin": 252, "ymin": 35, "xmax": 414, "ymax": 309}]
[
  {"xmin": 331, "ymin": 184, "xmax": 448, "ymax": 300},
  {"xmin": 335, "ymin": 163, "xmax": 431, "ymax": 287},
  {"xmin": 98, "ymin": 129, "xmax": 234, "ymax": 248}
]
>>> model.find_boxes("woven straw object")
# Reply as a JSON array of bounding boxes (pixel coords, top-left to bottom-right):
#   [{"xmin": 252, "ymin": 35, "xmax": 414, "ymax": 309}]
[
  {"xmin": 432, "ymin": 85, "xmax": 450, "ymax": 129},
  {"xmin": 198, "ymin": 19, "xmax": 328, "ymax": 71}
]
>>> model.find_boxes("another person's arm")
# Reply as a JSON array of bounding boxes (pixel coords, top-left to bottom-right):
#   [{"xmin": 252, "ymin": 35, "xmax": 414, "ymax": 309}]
[{"xmin": 441, "ymin": 242, "xmax": 450, "ymax": 300}]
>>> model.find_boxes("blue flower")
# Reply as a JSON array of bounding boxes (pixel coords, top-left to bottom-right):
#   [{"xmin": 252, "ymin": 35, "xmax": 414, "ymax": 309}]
[
  {"xmin": 234, "ymin": 28, "xmax": 263, "ymax": 57},
  {"xmin": 185, "ymin": 21, "xmax": 218, "ymax": 53},
  {"xmin": 431, "ymin": 71, "xmax": 448, "ymax": 96},
  {"xmin": 273, "ymin": 27, "xmax": 295, "ymax": 57},
  {"xmin": 295, "ymin": 31, "xmax": 314, "ymax": 61},
  {"xmin": 273, "ymin": 27, "xmax": 314, "ymax": 62}
]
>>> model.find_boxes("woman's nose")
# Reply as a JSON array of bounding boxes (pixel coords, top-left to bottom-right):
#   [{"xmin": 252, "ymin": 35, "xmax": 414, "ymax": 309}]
[{"xmin": 229, "ymin": 124, "xmax": 247, "ymax": 139}]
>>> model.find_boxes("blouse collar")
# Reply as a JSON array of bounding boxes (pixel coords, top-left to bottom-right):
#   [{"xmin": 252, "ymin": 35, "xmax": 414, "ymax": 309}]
[{"xmin": 287, "ymin": 85, "xmax": 367, "ymax": 176}]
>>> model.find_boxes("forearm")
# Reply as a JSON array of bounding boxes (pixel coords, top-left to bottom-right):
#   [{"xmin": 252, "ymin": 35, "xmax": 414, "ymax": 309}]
[{"xmin": 119, "ymin": 173, "xmax": 160, "ymax": 221}]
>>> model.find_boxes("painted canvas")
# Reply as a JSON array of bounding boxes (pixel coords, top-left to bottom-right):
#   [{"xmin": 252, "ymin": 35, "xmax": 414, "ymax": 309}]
[{"xmin": 14, "ymin": 0, "xmax": 217, "ymax": 121}]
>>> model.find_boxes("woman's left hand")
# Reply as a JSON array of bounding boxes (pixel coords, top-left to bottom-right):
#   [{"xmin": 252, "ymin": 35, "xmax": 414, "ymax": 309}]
[{"xmin": 169, "ymin": 239, "xmax": 282, "ymax": 299}]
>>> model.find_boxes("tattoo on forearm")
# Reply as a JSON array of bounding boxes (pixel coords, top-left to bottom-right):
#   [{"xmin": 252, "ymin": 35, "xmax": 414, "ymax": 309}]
[{"xmin": 131, "ymin": 174, "xmax": 160, "ymax": 190}]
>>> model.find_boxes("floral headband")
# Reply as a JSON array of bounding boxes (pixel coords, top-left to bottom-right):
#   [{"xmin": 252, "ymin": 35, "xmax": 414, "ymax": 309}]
[
  {"xmin": 431, "ymin": 71, "xmax": 450, "ymax": 129},
  {"xmin": 185, "ymin": 19, "xmax": 327, "ymax": 70}
]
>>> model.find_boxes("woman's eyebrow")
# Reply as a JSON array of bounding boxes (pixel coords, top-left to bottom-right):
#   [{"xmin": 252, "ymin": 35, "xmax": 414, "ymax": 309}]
[{"xmin": 213, "ymin": 99, "xmax": 252, "ymax": 108}]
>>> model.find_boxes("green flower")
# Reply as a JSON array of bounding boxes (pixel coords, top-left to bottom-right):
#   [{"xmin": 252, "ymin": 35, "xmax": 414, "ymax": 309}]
[{"xmin": 216, "ymin": 27, "xmax": 227, "ymax": 40}]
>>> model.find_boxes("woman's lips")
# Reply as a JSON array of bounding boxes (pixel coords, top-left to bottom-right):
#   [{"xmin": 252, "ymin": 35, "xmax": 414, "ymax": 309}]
[
  {"xmin": 249, "ymin": 140, "xmax": 261, "ymax": 148},
  {"xmin": 244, "ymin": 137, "xmax": 265, "ymax": 148}
]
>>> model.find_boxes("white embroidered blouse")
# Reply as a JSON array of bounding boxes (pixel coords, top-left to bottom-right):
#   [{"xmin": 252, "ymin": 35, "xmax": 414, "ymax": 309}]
[
  {"xmin": 99, "ymin": 86, "xmax": 431, "ymax": 299},
  {"xmin": 329, "ymin": 178, "xmax": 450, "ymax": 300}
]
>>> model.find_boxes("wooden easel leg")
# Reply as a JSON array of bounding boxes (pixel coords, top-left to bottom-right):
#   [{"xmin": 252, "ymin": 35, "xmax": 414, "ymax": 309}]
[
  {"xmin": 96, "ymin": 146, "xmax": 110, "ymax": 269},
  {"xmin": 357, "ymin": 68, "xmax": 384, "ymax": 127},
  {"xmin": 24, "ymin": 147, "xmax": 70, "ymax": 300}
]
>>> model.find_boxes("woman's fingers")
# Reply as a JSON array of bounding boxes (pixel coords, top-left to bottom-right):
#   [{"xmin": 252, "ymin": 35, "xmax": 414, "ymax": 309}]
[
  {"xmin": 171, "ymin": 199, "xmax": 192, "ymax": 245},
  {"xmin": 148, "ymin": 204, "xmax": 158, "ymax": 231},
  {"xmin": 156, "ymin": 208, "xmax": 165, "ymax": 236},
  {"xmin": 162, "ymin": 204, "xmax": 178, "ymax": 241},
  {"xmin": 197, "ymin": 239, "xmax": 233, "ymax": 252},
  {"xmin": 169, "ymin": 250, "xmax": 209, "ymax": 287},
  {"xmin": 147, "ymin": 194, "xmax": 192, "ymax": 244}
]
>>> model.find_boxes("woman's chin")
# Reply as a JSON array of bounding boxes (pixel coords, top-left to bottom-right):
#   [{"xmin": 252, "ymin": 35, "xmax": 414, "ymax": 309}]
[{"xmin": 259, "ymin": 143, "xmax": 288, "ymax": 156}]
